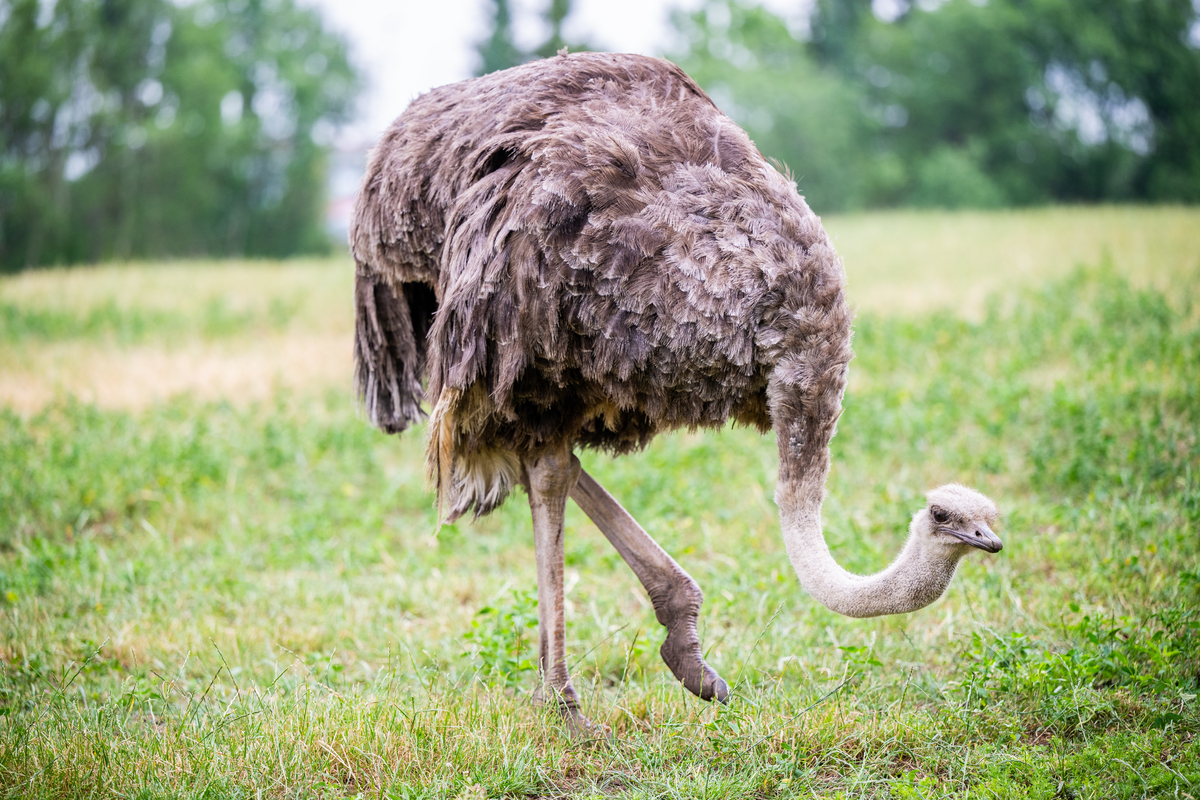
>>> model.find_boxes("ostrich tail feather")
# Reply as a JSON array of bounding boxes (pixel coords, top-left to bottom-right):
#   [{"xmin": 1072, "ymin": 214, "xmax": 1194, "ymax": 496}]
[
  {"xmin": 426, "ymin": 389, "xmax": 520, "ymax": 524},
  {"xmin": 427, "ymin": 390, "xmax": 459, "ymax": 523}
]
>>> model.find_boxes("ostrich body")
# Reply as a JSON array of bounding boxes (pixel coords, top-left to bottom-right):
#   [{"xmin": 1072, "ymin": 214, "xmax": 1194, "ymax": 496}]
[{"xmin": 351, "ymin": 52, "xmax": 1002, "ymax": 725}]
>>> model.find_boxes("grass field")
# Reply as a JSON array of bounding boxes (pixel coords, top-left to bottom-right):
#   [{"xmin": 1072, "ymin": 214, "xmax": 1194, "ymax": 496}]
[{"xmin": 1, "ymin": 207, "xmax": 1198, "ymax": 798}]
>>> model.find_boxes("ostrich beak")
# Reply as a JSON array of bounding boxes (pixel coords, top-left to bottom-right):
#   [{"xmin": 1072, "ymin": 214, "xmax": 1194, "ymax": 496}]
[{"xmin": 940, "ymin": 522, "xmax": 1003, "ymax": 553}]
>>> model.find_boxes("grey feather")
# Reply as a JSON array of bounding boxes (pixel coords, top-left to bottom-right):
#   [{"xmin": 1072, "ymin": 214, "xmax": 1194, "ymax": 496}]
[{"xmin": 350, "ymin": 52, "xmax": 853, "ymax": 521}]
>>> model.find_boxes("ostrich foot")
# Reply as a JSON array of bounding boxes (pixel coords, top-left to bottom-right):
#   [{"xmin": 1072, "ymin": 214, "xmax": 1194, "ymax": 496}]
[
  {"xmin": 661, "ymin": 633, "xmax": 728, "ymax": 702},
  {"xmin": 531, "ymin": 685, "xmax": 609, "ymax": 738},
  {"xmin": 570, "ymin": 467, "xmax": 730, "ymax": 704},
  {"xmin": 655, "ymin": 582, "xmax": 730, "ymax": 703}
]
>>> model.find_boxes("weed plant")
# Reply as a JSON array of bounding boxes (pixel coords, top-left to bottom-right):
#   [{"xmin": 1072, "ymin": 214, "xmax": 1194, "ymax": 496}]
[{"xmin": 0, "ymin": 263, "xmax": 1197, "ymax": 798}]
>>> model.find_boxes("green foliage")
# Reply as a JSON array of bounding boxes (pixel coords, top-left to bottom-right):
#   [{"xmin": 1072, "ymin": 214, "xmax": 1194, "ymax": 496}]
[
  {"xmin": 960, "ymin": 594, "xmax": 1200, "ymax": 741},
  {"xmin": 474, "ymin": 0, "xmax": 591, "ymax": 76},
  {"xmin": 966, "ymin": 601, "xmax": 1200, "ymax": 699},
  {"xmin": 671, "ymin": 0, "xmax": 1200, "ymax": 210},
  {"xmin": 0, "ymin": 0, "xmax": 360, "ymax": 271},
  {"xmin": 533, "ymin": 0, "xmax": 574, "ymax": 59},
  {"xmin": 475, "ymin": 0, "xmax": 524, "ymax": 75},
  {"xmin": 672, "ymin": 2, "xmax": 876, "ymax": 211},
  {"xmin": 910, "ymin": 145, "xmax": 1007, "ymax": 210},
  {"xmin": 462, "ymin": 590, "xmax": 539, "ymax": 684}
]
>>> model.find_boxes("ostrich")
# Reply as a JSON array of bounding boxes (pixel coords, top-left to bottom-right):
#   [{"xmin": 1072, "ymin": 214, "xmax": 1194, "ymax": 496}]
[{"xmin": 350, "ymin": 52, "xmax": 1002, "ymax": 727}]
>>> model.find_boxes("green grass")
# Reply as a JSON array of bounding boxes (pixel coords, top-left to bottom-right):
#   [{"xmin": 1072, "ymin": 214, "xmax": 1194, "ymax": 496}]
[{"xmin": 1, "ymin": 210, "xmax": 1199, "ymax": 798}]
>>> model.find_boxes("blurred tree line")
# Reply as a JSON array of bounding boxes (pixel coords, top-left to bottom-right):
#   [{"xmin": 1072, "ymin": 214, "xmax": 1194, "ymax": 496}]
[
  {"xmin": 673, "ymin": 0, "xmax": 1200, "ymax": 212},
  {"xmin": 473, "ymin": 0, "xmax": 1200, "ymax": 213},
  {"xmin": 0, "ymin": 0, "xmax": 357, "ymax": 271},
  {"xmin": 476, "ymin": 0, "xmax": 591, "ymax": 75}
]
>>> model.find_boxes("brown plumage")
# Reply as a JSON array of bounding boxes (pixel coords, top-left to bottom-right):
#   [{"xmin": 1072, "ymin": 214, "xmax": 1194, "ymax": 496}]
[
  {"xmin": 350, "ymin": 53, "xmax": 999, "ymax": 725},
  {"xmin": 352, "ymin": 51, "xmax": 851, "ymax": 522}
]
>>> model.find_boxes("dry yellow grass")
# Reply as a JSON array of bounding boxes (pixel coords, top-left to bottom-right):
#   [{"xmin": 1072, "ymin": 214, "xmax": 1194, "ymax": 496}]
[
  {"xmin": 0, "ymin": 257, "xmax": 353, "ymax": 333},
  {"xmin": 1, "ymin": 258, "xmax": 355, "ymax": 411},
  {"xmin": 2, "ymin": 206, "xmax": 1197, "ymax": 411},
  {"xmin": 827, "ymin": 204, "xmax": 1200, "ymax": 318},
  {"xmin": 0, "ymin": 333, "xmax": 352, "ymax": 413}
]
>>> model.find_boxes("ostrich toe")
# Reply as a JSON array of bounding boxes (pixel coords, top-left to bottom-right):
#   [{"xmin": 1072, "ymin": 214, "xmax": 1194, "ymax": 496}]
[
  {"xmin": 655, "ymin": 582, "xmax": 730, "ymax": 703},
  {"xmin": 661, "ymin": 626, "xmax": 730, "ymax": 703}
]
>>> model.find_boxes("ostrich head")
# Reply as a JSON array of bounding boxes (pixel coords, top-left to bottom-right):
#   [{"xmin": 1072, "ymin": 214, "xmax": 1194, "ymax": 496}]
[{"xmin": 915, "ymin": 483, "xmax": 1003, "ymax": 556}]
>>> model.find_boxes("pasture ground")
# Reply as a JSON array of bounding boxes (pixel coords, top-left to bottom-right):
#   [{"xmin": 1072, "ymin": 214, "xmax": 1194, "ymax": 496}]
[{"xmin": 1, "ymin": 206, "xmax": 1198, "ymax": 798}]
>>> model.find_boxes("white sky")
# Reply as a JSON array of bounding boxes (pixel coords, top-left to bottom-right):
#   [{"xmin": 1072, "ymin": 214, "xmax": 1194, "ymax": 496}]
[{"xmin": 302, "ymin": 0, "xmax": 803, "ymax": 145}]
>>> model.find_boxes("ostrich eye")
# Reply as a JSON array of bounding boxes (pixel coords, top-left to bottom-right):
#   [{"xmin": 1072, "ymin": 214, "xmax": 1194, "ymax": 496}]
[{"xmin": 931, "ymin": 508, "xmax": 950, "ymax": 524}]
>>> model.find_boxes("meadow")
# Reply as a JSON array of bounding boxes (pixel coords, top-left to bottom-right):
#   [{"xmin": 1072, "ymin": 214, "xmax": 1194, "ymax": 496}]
[{"xmin": 1, "ymin": 206, "xmax": 1198, "ymax": 798}]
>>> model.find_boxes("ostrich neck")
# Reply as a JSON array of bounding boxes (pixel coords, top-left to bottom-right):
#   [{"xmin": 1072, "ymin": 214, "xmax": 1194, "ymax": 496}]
[
  {"xmin": 770, "ymin": 396, "xmax": 960, "ymax": 619},
  {"xmin": 776, "ymin": 474, "xmax": 959, "ymax": 618}
]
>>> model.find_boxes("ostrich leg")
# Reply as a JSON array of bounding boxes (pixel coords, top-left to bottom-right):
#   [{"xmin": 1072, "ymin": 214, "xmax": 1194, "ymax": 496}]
[
  {"xmin": 523, "ymin": 445, "xmax": 592, "ymax": 728},
  {"xmin": 570, "ymin": 466, "xmax": 730, "ymax": 703}
]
